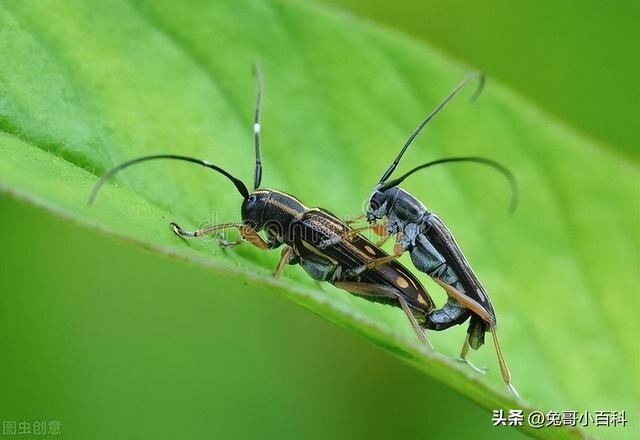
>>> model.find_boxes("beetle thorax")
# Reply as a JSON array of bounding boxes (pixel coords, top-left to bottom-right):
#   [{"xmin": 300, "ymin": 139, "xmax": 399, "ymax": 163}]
[
  {"xmin": 386, "ymin": 188, "xmax": 428, "ymax": 227},
  {"xmin": 241, "ymin": 189, "xmax": 307, "ymax": 241}
]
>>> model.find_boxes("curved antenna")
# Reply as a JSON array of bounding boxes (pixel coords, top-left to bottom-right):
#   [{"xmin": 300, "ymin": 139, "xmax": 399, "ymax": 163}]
[
  {"xmin": 253, "ymin": 63, "xmax": 263, "ymax": 189},
  {"xmin": 380, "ymin": 156, "xmax": 518, "ymax": 213},
  {"xmin": 378, "ymin": 72, "xmax": 485, "ymax": 185},
  {"xmin": 88, "ymin": 154, "xmax": 250, "ymax": 206}
]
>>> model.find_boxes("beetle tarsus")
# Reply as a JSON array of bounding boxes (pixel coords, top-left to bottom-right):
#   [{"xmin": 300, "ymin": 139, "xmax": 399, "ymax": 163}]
[
  {"xmin": 457, "ymin": 357, "xmax": 487, "ymax": 374},
  {"xmin": 170, "ymin": 222, "xmax": 195, "ymax": 237},
  {"xmin": 216, "ymin": 233, "xmax": 242, "ymax": 248},
  {"xmin": 506, "ymin": 382, "xmax": 520, "ymax": 399},
  {"xmin": 457, "ymin": 333, "xmax": 487, "ymax": 374}
]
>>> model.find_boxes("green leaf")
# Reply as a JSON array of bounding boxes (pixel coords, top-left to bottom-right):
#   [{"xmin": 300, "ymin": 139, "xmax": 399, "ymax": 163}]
[{"xmin": 0, "ymin": 1, "xmax": 637, "ymax": 439}]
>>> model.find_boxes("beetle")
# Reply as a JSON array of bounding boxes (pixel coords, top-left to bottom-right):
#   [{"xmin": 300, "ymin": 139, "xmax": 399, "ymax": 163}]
[
  {"xmin": 88, "ymin": 67, "xmax": 440, "ymax": 352},
  {"xmin": 322, "ymin": 73, "xmax": 520, "ymax": 397}
]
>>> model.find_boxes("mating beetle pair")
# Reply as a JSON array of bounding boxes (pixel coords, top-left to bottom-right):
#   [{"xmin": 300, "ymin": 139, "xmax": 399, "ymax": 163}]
[{"xmin": 89, "ymin": 68, "xmax": 519, "ymax": 398}]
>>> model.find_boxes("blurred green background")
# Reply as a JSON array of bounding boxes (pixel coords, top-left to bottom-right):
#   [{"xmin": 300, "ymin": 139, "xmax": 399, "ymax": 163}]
[
  {"xmin": 0, "ymin": 0, "xmax": 637, "ymax": 439},
  {"xmin": 317, "ymin": 0, "xmax": 640, "ymax": 160}
]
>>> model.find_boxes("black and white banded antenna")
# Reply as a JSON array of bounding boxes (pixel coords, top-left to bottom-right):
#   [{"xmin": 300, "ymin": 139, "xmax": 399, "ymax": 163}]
[{"xmin": 253, "ymin": 63, "xmax": 263, "ymax": 189}]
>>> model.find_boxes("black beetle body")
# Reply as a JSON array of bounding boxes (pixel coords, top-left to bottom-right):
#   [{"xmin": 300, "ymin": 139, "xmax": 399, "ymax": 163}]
[{"xmin": 356, "ymin": 73, "xmax": 519, "ymax": 397}]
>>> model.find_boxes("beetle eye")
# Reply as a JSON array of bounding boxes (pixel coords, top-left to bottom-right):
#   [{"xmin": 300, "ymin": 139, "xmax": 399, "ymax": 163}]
[{"xmin": 369, "ymin": 191, "xmax": 386, "ymax": 211}]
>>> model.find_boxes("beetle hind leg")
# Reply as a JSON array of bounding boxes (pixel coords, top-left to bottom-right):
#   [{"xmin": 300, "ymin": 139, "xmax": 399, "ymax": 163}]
[
  {"xmin": 490, "ymin": 327, "xmax": 520, "ymax": 399},
  {"xmin": 397, "ymin": 293, "xmax": 434, "ymax": 350},
  {"xmin": 434, "ymin": 279, "xmax": 519, "ymax": 398},
  {"xmin": 334, "ymin": 282, "xmax": 434, "ymax": 350}
]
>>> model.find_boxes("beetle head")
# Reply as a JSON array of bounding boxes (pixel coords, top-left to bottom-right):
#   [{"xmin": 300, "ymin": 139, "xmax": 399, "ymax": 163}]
[
  {"xmin": 366, "ymin": 185, "xmax": 398, "ymax": 223},
  {"xmin": 241, "ymin": 190, "xmax": 271, "ymax": 230}
]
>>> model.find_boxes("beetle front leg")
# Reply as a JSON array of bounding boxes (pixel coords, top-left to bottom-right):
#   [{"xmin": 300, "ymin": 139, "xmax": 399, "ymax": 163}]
[
  {"xmin": 171, "ymin": 222, "xmax": 274, "ymax": 251},
  {"xmin": 342, "ymin": 212, "xmax": 365, "ymax": 225},
  {"xmin": 345, "ymin": 219, "xmax": 389, "ymax": 240},
  {"xmin": 170, "ymin": 222, "xmax": 226, "ymax": 238}
]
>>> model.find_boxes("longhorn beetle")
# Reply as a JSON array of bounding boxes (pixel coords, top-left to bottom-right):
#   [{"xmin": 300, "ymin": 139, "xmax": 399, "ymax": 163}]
[
  {"xmin": 89, "ymin": 67, "xmax": 440, "ymax": 353},
  {"xmin": 323, "ymin": 73, "xmax": 520, "ymax": 397}
]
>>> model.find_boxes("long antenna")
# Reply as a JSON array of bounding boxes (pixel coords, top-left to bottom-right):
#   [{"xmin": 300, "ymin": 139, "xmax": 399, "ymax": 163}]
[
  {"xmin": 88, "ymin": 154, "xmax": 250, "ymax": 206},
  {"xmin": 253, "ymin": 63, "xmax": 263, "ymax": 189},
  {"xmin": 380, "ymin": 156, "xmax": 518, "ymax": 213},
  {"xmin": 378, "ymin": 72, "xmax": 485, "ymax": 185}
]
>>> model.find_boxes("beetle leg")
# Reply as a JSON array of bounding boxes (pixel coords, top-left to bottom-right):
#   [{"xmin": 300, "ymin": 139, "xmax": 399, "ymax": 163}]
[
  {"xmin": 397, "ymin": 293, "xmax": 435, "ymax": 350},
  {"xmin": 434, "ymin": 279, "xmax": 494, "ymax": 325},
  {"xmin": 334, "ymin": 282, "xmax": 433, "ymax": 350},
  {"xmin": 171, "ymin": 222, "xmax": 241, "ymax": 238},
  {"xmin": 355, "ymin": 254, "xmax": 402, "ymax": 275},
  {"xmin": 346, "ymin": 221, "xmax": 388, "ymax": 238},
  {"xmin": 346, "ymin": 257, "xmax": 398, "ymax": 278},
  {"xmin": 215, "ymin": 233, "xmax": 243, "ymax": 248},
  {"xmin": 347, "ymin": 219, "xmax": 389, "ymax": 238},
  {"xmin": 343, "ymin": 212, "xmax": 365, "ymax": 225},
  {"xmin": 490, "ymin": 328, "xmax": 520, "ymax": 399},
  {"xmin": 351, "ymin": 221, "xmax": 390, "ymax": 245},
  {"xmin": 274, "ymin": 246, "xmax": 294, "ymax": 279},
  {"xmin": 239, "ymin": 225, "xmax": 273, "ymax": 250},
  {"xmin": 347, "ymin": 225, "xmax": 377, "ymax": 237},
  {"xmin": 373, "ymin": 221, "xmax": 389, "ymax": 238},
  {"xmin": 434, "ymin": 279, "xmax": 518, "ymax": 398},
  {"xmin": 318, "ymin": 225, "xmax": 371, "ymax": 249},
  {"xmin": 319, "ymin": 219, "xmax": 389, "ymax": 249},
  {"xmin": 457, "ymin": 334, "xmax": 487, "ymax": 374},
  {"xmin": 170, "ymin": 222, "xmax": 272, "ymax": 250},
  {"xmin": 345, "ymin": 238, "xmax": 406, "ymax": 277}
]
